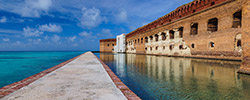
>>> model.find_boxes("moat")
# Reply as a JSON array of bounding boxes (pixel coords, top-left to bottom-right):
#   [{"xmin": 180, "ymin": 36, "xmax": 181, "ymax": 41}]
[{"xmin": 95, "ymin": 53, "xmax": 250, "ymax": 100}]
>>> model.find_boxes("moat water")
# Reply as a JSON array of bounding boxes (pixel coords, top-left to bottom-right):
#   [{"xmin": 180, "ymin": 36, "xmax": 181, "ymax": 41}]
[{"xmin": 95, "ymin": 53, "xmax": 250, "ymax": 100}]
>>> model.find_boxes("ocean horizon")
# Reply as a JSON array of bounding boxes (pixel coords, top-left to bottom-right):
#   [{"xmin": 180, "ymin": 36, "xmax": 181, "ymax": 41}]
[{"xmin": 0, "ymin": 51, "xmax": 86, "ymax": 88}]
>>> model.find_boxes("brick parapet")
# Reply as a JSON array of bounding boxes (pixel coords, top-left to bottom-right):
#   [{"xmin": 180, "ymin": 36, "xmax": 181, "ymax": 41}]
[
  {"xmin": 100, "ymin": 38, "xmax": 116, "ymax": 42},
  {"xmin": 126, "ymin": 0, "xmax": 230, "ymax": 38}
]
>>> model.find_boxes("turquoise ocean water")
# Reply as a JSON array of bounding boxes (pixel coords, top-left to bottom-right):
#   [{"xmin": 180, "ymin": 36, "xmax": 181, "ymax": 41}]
[{"xmin": 0, "ymin": 51, "xmax": 85, "ymax": 88}]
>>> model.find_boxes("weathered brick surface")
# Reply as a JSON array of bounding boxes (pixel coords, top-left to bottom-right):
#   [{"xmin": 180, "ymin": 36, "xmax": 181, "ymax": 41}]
[
  {"xmin": 99, "ymin": 0, "xmax": 250, "ymax": 61},
  {"xmin": 99, "ymin": 0, "xmax": 250, "ymax": 68},
  {"xmin": 127, "ymin": 0, "xmax": 243, "ymax": 56},
  {"xmin": 239, "ymin": 0, "xmax": 250, "ymax": 74},
  {"xmin": 100, "ymin": 39, "xmax": 116, "ymax": 53}
]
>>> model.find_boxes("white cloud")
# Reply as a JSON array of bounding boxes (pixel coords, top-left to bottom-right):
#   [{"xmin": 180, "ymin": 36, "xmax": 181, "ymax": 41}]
[
  {"xmin": 102, "ymin": 29, "xmax": 111, "ymax": 34},
  {"xmin": 39, "ymin": 24, "xmax": 63, "ymax": 33},
  {"xmin": 68, "ymin": 36, "xmax": 76, "ymax": 42},
  {"xmin": 13, "ymin": 41, "xmax": 21, "ymax": 45},
  {"xmin": 79, "ymin": 31, "xmax": 91, "ymax": 37},
  {"xmin": 23, "ymin": 26, "xmax": 43, "ymax": 37},
  {"xmin": 80, "ymin": 7, "xmax": 103, "ymax": 28},
  {"xmin": 73, "ymin": 43, "xmax": 78, "ymax": 47},
  {"xmin": 28, "ymin": 38, "xmax": 41, "ymax": 44},
  {"xmin": 0, "ymin": 28, "xmax": 22, "ymax": 34},
  {"xmin": 0, "ymin": 16, "xmax": 7, "ymax": 23},
  {"xmin": 97, "ymin": 29, "xmax": 113, "ymax": 37},
  {"xmin": 115, "ymin": 9, "xmax": 127, "ymax": 22},
  {"xmin": 44, "ymin": 35, "xmax": 49, "ymax": 40},
  {"xmin": 78, "ymin": 31, "xmax": 97, "ymax": 39},
  {"xmin": 18, "ymin": 0, "xmax": 52, "ymax": 17},
  {"xmin": 52, "ymin": 35, "xmax": 60, "ymax": 43},
  {"xmin": 2, "ymin": 38, "xmax": 10, "ymax": 42}
]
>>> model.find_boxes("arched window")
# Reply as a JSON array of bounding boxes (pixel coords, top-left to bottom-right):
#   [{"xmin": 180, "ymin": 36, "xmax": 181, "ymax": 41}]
[
  {"xmin": 232, "ymin": 10, "xmax": 242, "ymax": 28},
  {"xmin": 190, "ymin": 23, "xmax": 198, "ymax": 36},
  {"xmin": 169, "ymin": 30, "xmax": 175, "ymax": 39},
  {"xmin": 237, "ymin": 40, "xmax": 241, "ymax": 48},
  {"xmin": 161, "ymin": 32, "xmax": 166, "ymax": 40},
  {"xmin": 209, "ymin": 42, "xmax": 215, "ymax": 48},
  {"xmin": 207, "ymin": 18, "xmax": 218, "ymax": 32},
  {"xmin": 179, "ymin": 27, "xmax": 184, "ymax": 38},
  {"xmin": 169, "ymin": 45, "xmax": 174, "ymax": 50},
  {"xmin": 235, "ymin": 34, "xmax": 242, "ymax": 52},
  {"xmin": 179, "ymin": 45, "xmax": 184, "ymax": 50},
  {"xmin": 155, "ymin": 34, "xmax": 159, "ymax": 42},
  {"xmin": 191, "ymin": 43, "xmax": 195, "ymax": 48},
  {"xmin": 145, "ymin": 37, "xmax": 148, "ymax": 43},
  {"xmin": 150, "ymin": 36, "xmax": 153, "ymax": 41}
]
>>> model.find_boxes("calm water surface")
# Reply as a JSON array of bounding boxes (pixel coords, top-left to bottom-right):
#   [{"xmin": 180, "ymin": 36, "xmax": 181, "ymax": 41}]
[
  {"xmin": 95, "ymin": 53, "xmax": 250, "ymax": 100},
  {"xmin": 0, "ymin": 51, "xmax": 85, "ymax": 88}
]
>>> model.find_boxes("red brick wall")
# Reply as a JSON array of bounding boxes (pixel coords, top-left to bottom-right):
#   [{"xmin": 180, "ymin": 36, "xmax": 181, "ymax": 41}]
[{"xmin": 100, "ymin": 39, "xmax": 116, "ymax": 53}]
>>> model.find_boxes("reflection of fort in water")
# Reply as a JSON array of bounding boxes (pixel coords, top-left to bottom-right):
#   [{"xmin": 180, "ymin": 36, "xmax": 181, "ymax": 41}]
[{"xmin": 100, "ymin": 53, "xmax": 250, "ymax": 96}]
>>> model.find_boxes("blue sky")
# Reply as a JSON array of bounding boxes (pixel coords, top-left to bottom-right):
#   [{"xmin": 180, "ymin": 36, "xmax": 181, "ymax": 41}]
[{"xmin": 0, "ymin": 0, "xmax": 192, "ymax": 51}]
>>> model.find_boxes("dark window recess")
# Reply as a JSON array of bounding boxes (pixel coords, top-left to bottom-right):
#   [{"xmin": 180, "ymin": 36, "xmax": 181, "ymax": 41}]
[
  {"xmin": 207, "ymin": 18, "xmax": 218, "ymax": 32},
  {"xmin": 107, "ymin": 44, "xmax": 109, "ymax": 46},
  {"xmin": 112, "ymin": 44, "xmax": 114, "ymax": 46},
  {"xmin": 141, "ymin": 38, "xmax": 143, "ymax": 43},
  {"xmin": 161, "ymin": 32, "xmax": 166, "ymax": 40},
  {"xmin": 211, "ymin": 2, "xmax": 215, "ymax": 6},
  {"xmin": 163, "ymin": 46, "xmax": 165, "ymax": 50},
  {"xmin": 170, "ymin": 30, "xmax": 175, "ymax": 39},
  {"xmin": 155, "ymin": 34, "xmax": 159, "ymax": 42},
  {"xmin": 191, "ymin": 23, "xmax": 198, "ymax": 36},
  {"xmin": 179, "ymin": 27, "xmax": 184, "ymax": 38},
  {"xmin": 145, "ymin": 47, "xmax": 147, "ymax": 50},
  {"xmin": 191, "ymin": 43, "xmax": 195, "ymax": 48},
  {"xmin": 138, "ymin": 39, "xmax": 140, "ymax": 43},
  {"xmin": 150, "ymin": 47, "xmax": 153, "ymax": 51},
  {"xmin": 193, "ymin": 10, "xmax": 196, "ymax": 13},
  {"xmin": 156, "ymin": 46, "xmax": 158, "ymax": 50},
  {"xmin": 179, "ymin": 45, "xmax": 184, "ymax": 50},
  {"xmin": 237, "ymin": 40, "xmax": 241, "ymax": 48},
  {"xmin": 232, "ymin": 10, "xmax": 242, "ymax": 28},
  {"xmin": 145, "ymin": 37, "xmax": 148, "ymax": 43},
  {"xmin": 150, "ymin": 36, "xmax": 153, "ymax": 41},
  {"xmin": 210, "ymin": 42, "xmax": 215, "ymax": 48},
  {"xmin": 169, "ymin": 45, "xmax": 174, "ymax": 50}
]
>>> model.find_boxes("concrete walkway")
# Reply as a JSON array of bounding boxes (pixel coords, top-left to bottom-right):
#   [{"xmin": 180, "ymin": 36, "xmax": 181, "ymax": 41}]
[{"xmin": 2, "ymin": 52, "xmax": 127, "ymax": 100}]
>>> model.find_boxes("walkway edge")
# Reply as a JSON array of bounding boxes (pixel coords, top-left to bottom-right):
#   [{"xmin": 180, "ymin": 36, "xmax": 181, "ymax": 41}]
[
  {"xmin": 92, "ymin": 52, "xmax": 141, "ymax": 100},
  {"xmin": 0, "ymin": 52, "xmax": 87, "ymax": 99}
]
